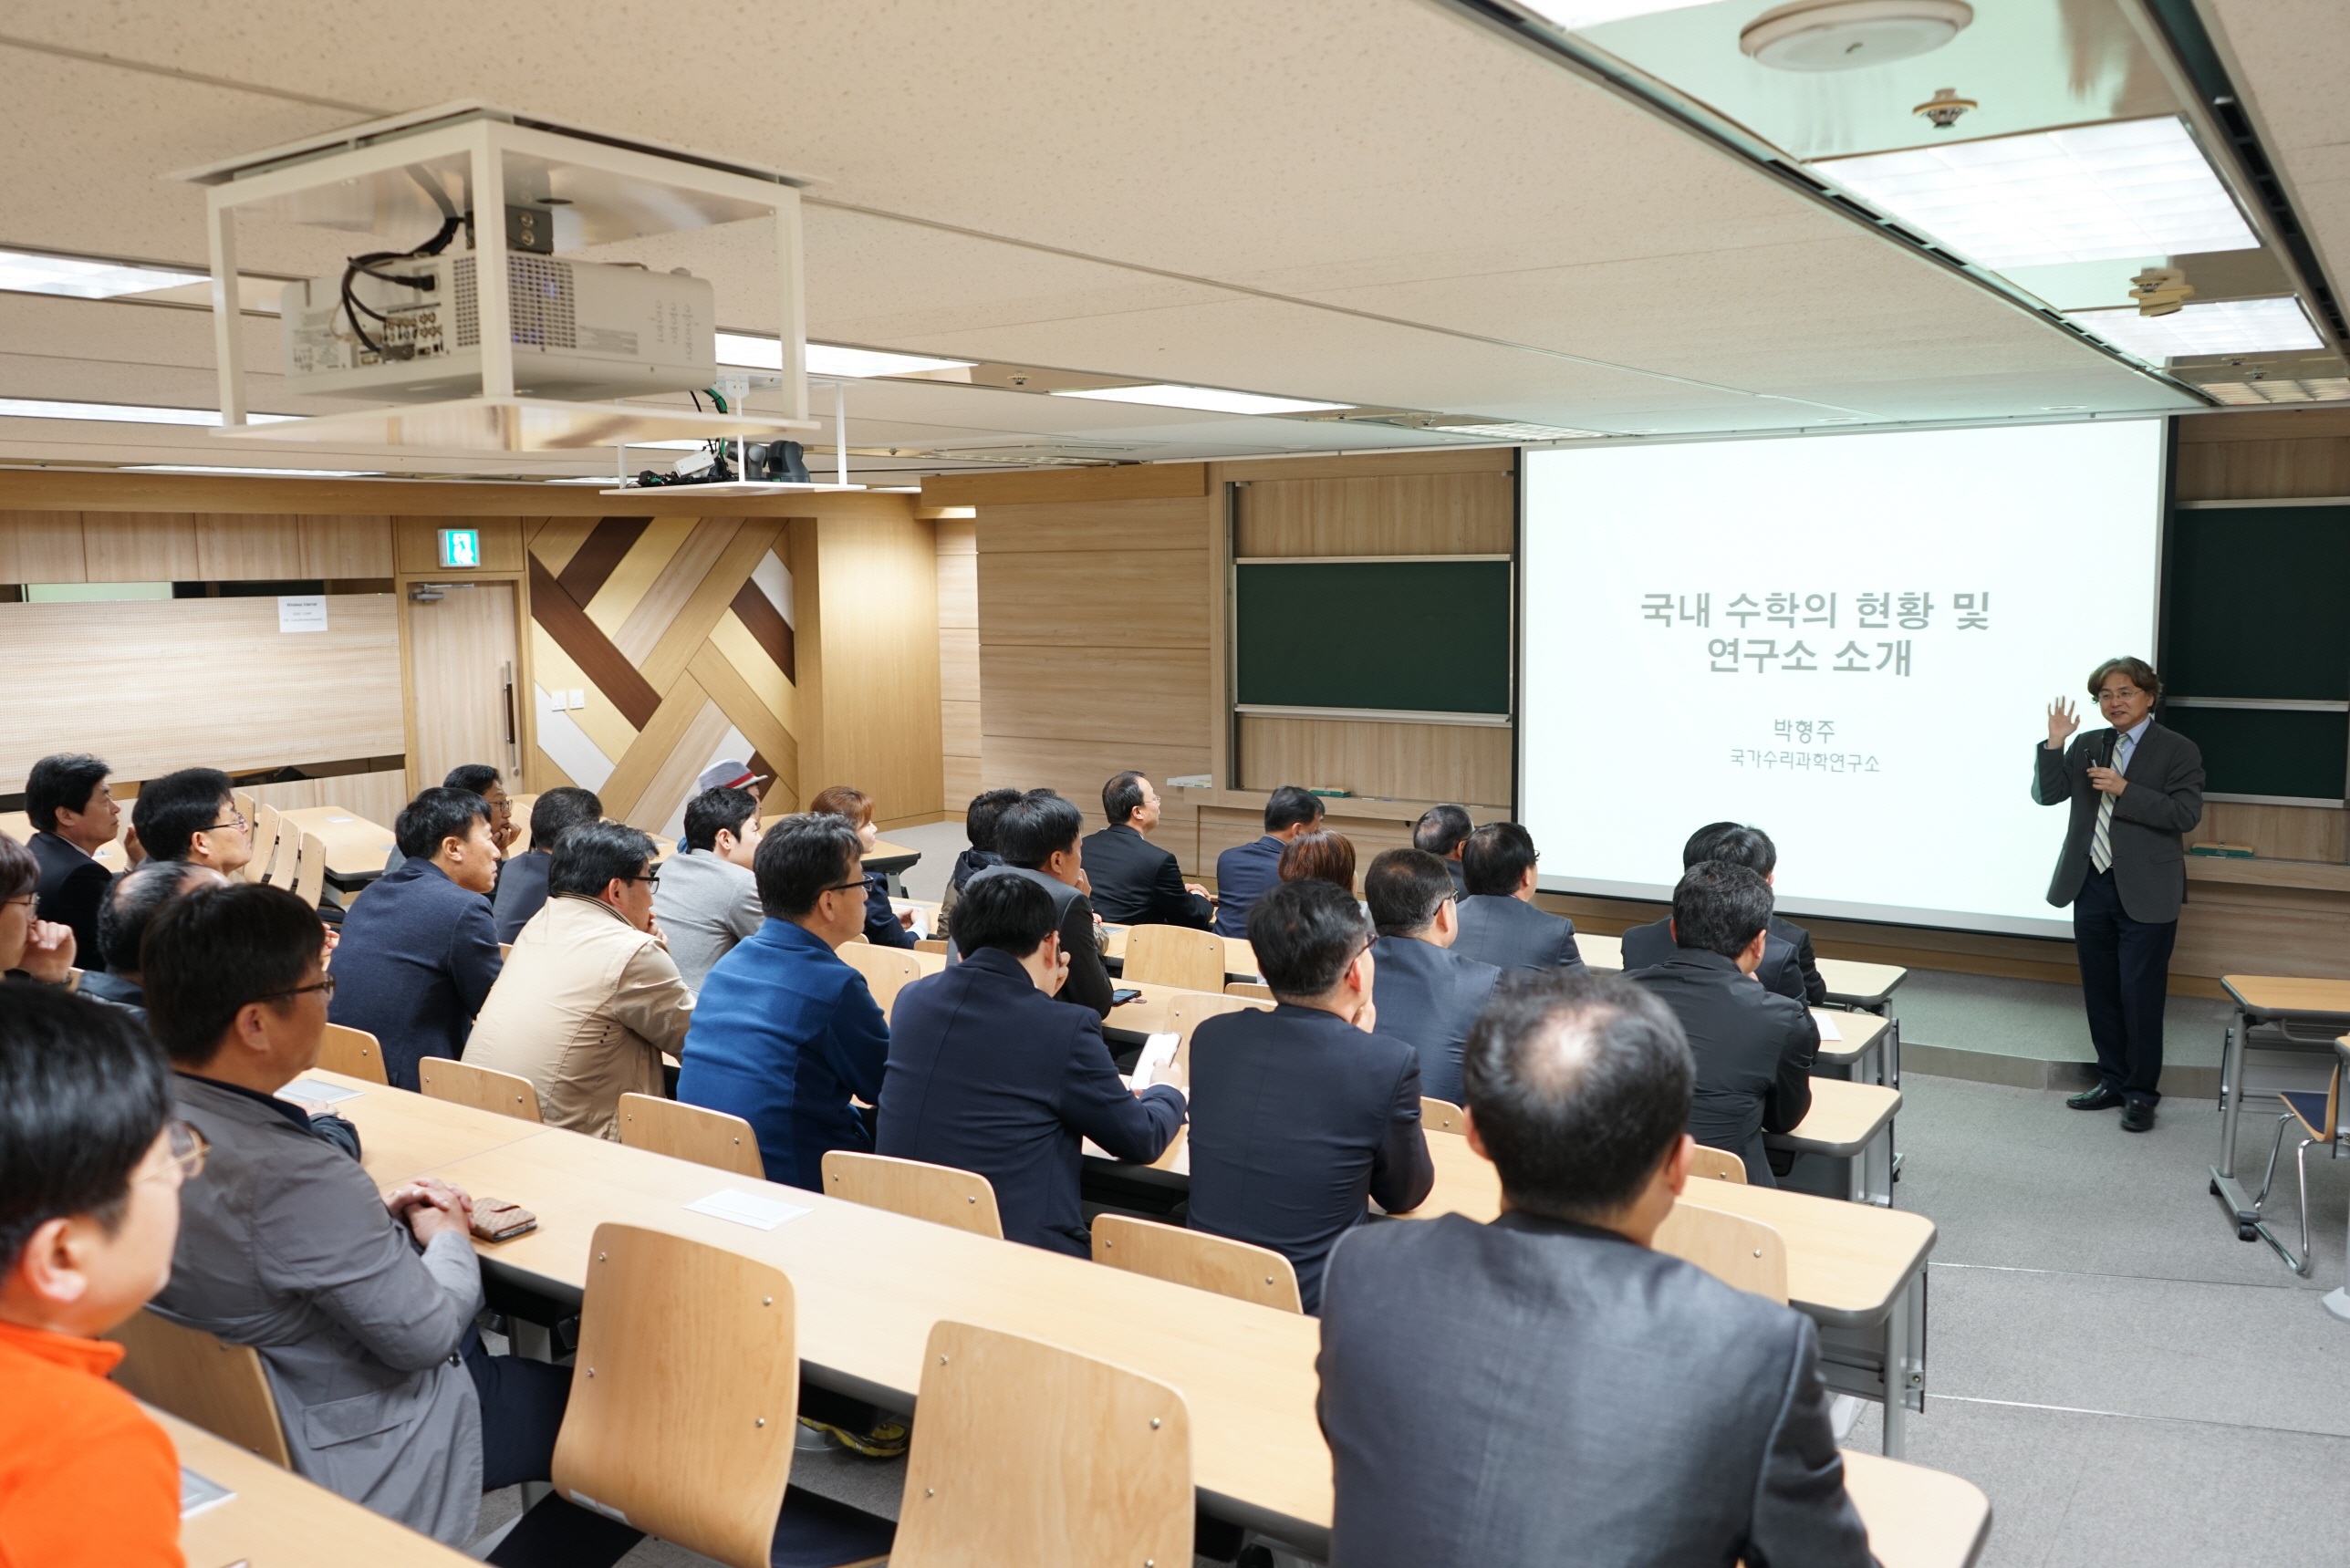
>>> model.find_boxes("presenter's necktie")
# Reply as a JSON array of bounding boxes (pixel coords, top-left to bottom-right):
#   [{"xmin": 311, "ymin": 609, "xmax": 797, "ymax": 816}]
[{"xmin": 2089, "ymin": 731, "xmax": 2134, "ymax": 873}]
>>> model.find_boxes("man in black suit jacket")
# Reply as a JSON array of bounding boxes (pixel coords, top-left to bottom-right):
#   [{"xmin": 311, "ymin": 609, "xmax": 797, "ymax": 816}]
[
  {"xmin": 1211, "ymin": 785, "xmax": 1322, "ymax": 938},
  {"xmin": 1619, "ymin": 821, "xmax": 1824, "ymax": 1005},
  {"xmin": 23, "ymin": 753, "xmax": 122, "ymax": 971},
  {"xmin": 326, "ymin": 788, "xmax": 504, "ymax": 1089},
  {"xmin": 1413, "ymin": 803, "xmax": 1472, "ymax": 898},
  {"xmin": 1364, "ymin": 848, "xmax": 1500, "ymax": 1106},
  {"xmin": 1315, "ymin": 970, "xmax": 1869, "ymax": 1567},
  {"xmin": 1079, "ymin": 772, "xmax": 1213, "ymax": 929},
  {"xmin": 1626, "ymin": 862, "xmax": 1817, "ymax": 1184},
  {"xmin": 956, "ymin": 790, "xmax": 1113, "ymax": 1018},
  {"xmin": 1188, "ymin": 878, "xmax": 1432, "ymax": 1312},
  {"xmin": 1453, "ymin": 821, "xmax": 1584, "ymax": 975},
  {"xmin": 78, "ymin": 861, "xmax": 229, "ymax": 1021},
  {"xmin": 2036, "ymin": 658, "xmax": 2205, "ymax": 1131},
  {"xmin": 493, "ymin": 786, "xmax": 601, "ymax": 943},
  {"xmin": 880, "ymin": 875, "xmax": 1184, "ymax": 1255}
]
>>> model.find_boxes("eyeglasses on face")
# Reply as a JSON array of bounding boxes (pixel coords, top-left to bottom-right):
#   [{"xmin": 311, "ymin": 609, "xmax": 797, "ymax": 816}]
[
  {"xmin": 205, "ymin": 813, "xmax": 250, "ymax": 834},
  {"xmin": 619, "ymin": 871, "xmax": 661, "ymax": 889},
  {"xmin": 163, "ymin": 1119, "xmax": 208, "ymax": 1181},
  {"xmin": 4, "ymin": 892, "xmax": 36, "ymax": 916},
  {"xmin": 260, "ymin": 975, "xmax": 338, "ymax": 1004}
]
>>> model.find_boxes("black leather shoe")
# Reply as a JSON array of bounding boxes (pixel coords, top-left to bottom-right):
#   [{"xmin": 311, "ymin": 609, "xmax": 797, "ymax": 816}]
[
  {"xmin": 2121, "ymin": 1100, "xmax": 2155, "ymax": 1133},
  {"xmin": 2067, "ymin": 1085, "xmax": 2125, "ymax": 1111}
]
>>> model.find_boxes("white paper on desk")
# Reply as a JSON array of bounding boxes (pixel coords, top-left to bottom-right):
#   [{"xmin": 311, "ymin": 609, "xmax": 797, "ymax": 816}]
[
  {"xmin": 686, "ymin": 1189, "xmax": 809, "ymax": 1231},
  {"xmin": 326, "ymin": 815, "xmax": 353, "ymax": 824},
  {"xmin": 1124, "ymin": 1031, "xmax": 1180, "ymax": 1092},
  {"xmin": 1812, "ymin": 1012, "xmax": 1843, "ymax": 1042},
  {"xmin": 180, "ymin": 1466, "xmax": 235, "ymax": 1518},
  {"xmin": 286, "ymin": 1077, "xmax": 365, "ymax": 1104},
  {"xmin": 276, "ymin": 594, "xmax": 328, "ymax": 634}
]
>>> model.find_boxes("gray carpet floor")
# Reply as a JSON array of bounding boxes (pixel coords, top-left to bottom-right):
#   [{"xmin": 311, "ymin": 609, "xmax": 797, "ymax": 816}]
[{"xmin": 1892, "ymin": 967, "xmax": 2236, "ymax": 1067}]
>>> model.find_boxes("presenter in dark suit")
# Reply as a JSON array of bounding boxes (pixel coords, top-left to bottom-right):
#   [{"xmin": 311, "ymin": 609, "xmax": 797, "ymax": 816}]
[
  {"xmin": 1187, "ymin": 878, "xmax": 1433, "ymax": 1312},
  {"xmin": 1363, "ymin": 848, "xmax": 1503, "ymax": 1106},
  {"xmin": 1078, "ymin": 772, "xmax": 1213, "ymax": 929},
  {"xmin": 1211, "ymin": 784, "xmax": 1323, "ymax": 937},
  {"xmin": 1452, "ymin": 821, "xmax": 1585, "ymax": 974},
  {"xmin": 880, "ymin": 875, "xmax": 1184, "ymax": 1255},
  {"xmin": 2036, "ymin": 657, "xmax": 2204, "ymax": 1132},
  {"xmin": 1619, "ymin": 822, "xmax": 1822, "ymax": 1005},
  {"xmin": 23, "ymin": 753, "xmax": 122, "ymax": 972},
  {"xmin": 1315, "ymin": 970, "xmax": 1869, "ymax": 1568},
  {"xmin": 1625, "ymin": 862, "xmax": 1817, "ymax": 1185}
]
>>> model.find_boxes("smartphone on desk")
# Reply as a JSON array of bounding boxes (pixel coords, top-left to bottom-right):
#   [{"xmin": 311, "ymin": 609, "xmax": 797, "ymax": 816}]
[{"xmin": 1109, "ymin": 988, "xmax": 1143, "ymax": 1005}]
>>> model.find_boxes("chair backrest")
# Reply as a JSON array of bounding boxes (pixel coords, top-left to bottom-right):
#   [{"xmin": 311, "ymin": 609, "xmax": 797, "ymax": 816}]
[
  {"xmin": 617, "ymin": 1093, "xmax": 764, "ymax": 1178},
  {"xmin": 891, "ymin": 1321, "xmax": 1191, "ymax": 1568},
  {"xmin": 1223, "ymin": 981, "xmax": 1273, "ymax": 1001},
  {"xmin": 819, "ymin": 1150, "xmax": 1002, "ymax": 1238},
  {"xmin": 553, "ymin": 1225, "xmax": 803, "ymax": 1568},
  {"xmin": 1654, "ymin": 1199, "xmax": 1788, "ymax": 1303},
  {"xmin": 1419, "ymin": 1096, "xmax": 1463, "ymax": 1134},
  {"xmin": 1121, "ymin": 924, "xmax": 1229, "ymax": 992},
  {"xmin": 499, "ymin": 943, "xmax": 514, "ymax": 961},
  {"xmin": 316, "ymin": 1023, "xmax": 389, "ymax": 1085},
  {"xmin": 418, "ymin": 1055, "xmax": 543, "ymax": 1123},
  {"xmin": 913, "ymin": 938, "xmax": 950, "ymax": 955},
  {"xmin": 1090, "ymin": 1214, "xmax": 1302, "ymax": 1314},
  {"xmin": 105, "ymin": 1308, "xmax": 291, "ymax": 1467},
  {"xmin": 1165, "ymin": 991, "xmax": 1273, "ymax": 1077},
  {"xmin": 244, "ymin": 803, "xmax": 286, "ymax": 885},
  {"xmin": 287, "ymin": 831, "xmax": 328, "ymax": 909},
  {"xmin": 1687, "ymin": 1144, "xmax": 1748, "ymax": 1184},
  {"xmin": 836, "ymin": 941, "xmax": 928, "ymax": 1021}
]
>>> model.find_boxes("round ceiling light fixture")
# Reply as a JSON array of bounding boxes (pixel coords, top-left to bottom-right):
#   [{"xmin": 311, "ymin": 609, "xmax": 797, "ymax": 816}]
[{"xmin": 1740, "ymin": 0, "xmax": 1973, "ymax": 71}]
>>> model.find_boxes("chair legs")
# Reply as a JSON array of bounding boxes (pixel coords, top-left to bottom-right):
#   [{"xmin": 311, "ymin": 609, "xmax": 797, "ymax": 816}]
[{"xmin": 2250, "ymin": 1112, "xmax": 2323, "ymax": 1279}]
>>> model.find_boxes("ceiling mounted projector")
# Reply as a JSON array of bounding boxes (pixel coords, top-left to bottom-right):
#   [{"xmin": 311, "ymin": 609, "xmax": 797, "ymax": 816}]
[{"xmin": 1740, "ymin": 0, "xmax": 1972, "ymax": 71}]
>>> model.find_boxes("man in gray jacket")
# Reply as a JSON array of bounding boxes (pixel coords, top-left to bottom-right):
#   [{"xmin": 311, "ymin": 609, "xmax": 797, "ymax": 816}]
[
  {"xmin": 1452, "ymin": 821, "xmax": 1585, "ymax": 975},
  {"xmin": 1363, "ymin": 847, "xmax": 1501, "ymax": 1106},
  {"xmin": 1315, "ymin": 971, "xmax": 1871, "ymax": 1567},
  {"xmin": 140, "ymin": 882, "xmax": 570, "ymax": 1548},
  {"xmin": 654, "ymin": 786, "xmax": 766, "ymax": 993}
]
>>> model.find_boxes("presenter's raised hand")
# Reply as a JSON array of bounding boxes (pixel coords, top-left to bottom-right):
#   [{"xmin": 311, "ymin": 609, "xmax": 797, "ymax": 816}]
[{"xmin": 2046, "ymin": 697, "xmax": 2080, "ymax": 751}]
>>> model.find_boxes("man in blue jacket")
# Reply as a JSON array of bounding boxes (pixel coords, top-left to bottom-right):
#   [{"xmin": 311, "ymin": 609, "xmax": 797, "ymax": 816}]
[
  {"xmin": 327, "ymin": 786, "xmax": 503, "ymax": 1090},
  {"xmin": 880, "ymin": 875, "xmax": 1185, "ymax": 1255},
  {"xmin": 677, "ymin": 814, "xmax": 889, "ymax": 1191},
  {"xmin": 1212, "ymin": 784, "xmax": 1323, "ymax": 938}
]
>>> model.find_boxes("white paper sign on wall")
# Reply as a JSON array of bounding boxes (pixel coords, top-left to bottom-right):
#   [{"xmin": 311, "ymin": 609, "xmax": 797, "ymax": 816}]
[{"xmin": 277, "ymin": 596, "xmax": 328, "ymax": 634}]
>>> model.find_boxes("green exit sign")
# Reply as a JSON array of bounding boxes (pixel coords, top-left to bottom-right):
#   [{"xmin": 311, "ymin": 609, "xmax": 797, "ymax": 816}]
[{"xmin": 438, "ymin": 528, "xmax": 481, "ymax": 569}]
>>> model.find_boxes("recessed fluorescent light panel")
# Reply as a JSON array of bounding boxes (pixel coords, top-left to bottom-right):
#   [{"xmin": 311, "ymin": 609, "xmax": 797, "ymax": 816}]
[
  {"xmin": 0, "ymin": 249, "xmax": 206, "ymax": 299},
  {"xmin": 1815, "ymin": 118, "xmax": 2258, "ymax": 268},
  {"xmin": 121, "ymin": 464, "xmax": 380, "ymax": 477},
  {"xmin": 1053, "ymin": 385, "xmax": 1350, "ymax": 416},
  {"xmin": 2065, "ymin": 296, "xmax": 2323, "ymax": 359},
  {"xmin": 712, "ymin": 333, "xmax": 975, "ymax": 379},
  {"xmin": 2200, "ymin": 378, "xmax": 2350, "ymax": 405},
  {"xmin": 0, "ymin": 399, "xmax": 297, "ymax": 426},
  {"xmin": 1432, "ymin": 421, "xmax": 1609, "ymax": 441}
]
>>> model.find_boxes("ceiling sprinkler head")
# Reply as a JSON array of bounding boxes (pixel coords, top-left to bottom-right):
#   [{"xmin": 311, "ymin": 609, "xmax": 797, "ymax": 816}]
[{"xmin": 1914, "ymin": 88, "xmax": 1977, "ymax": 129}]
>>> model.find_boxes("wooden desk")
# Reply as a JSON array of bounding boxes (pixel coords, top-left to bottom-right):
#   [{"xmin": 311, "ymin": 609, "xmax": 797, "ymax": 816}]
[
  {"xmin": 1814, "ymin": 1006, "xmax": 1889, "ymax": 1067},
  {"xmin": 277, "ymin": 806, "xmax": 397, "ymax": 890},
  {"xmin": 1399, "ymin": 1127, "xmax": 1937, "ymax": 1456},
  {"xmin": 1842, "ymin": 1450, "xmax": 1992, "ymax": 1568},
  {"xmin": 161, "ymin": 1407, "xmax": 477, "ymax": 1566},
  {"xmin": 288, "ymin": 1070, "xmax": 548, "ymax": 1180},
  {"xmin": 1820, "ymin": 956, "xmax": 1908, "ymax": 1010},
  {"xmin": 2211, "ymin": 975, "xmax": 2350, "ymax": 1271},
  {"xmin": 864, "ymin": 837, "xmax": 920, "ymax": 896},
  {"xmin": 1577, "ymin": 931, "xmax": 1623, "ymax": 971},
  {"xmin": 1770, "ymin": 1079, "xmax": 1902, "ymax": 1207}
]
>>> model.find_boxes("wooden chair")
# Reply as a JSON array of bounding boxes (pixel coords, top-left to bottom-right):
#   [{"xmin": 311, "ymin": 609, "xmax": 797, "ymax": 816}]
[
  {"xmin": 104, "ymin": 1308, "xmax": 291, "ymax": 1467},
  {"xmin": 418, "ymin": 1056, "xmax": 542, "ymax": 1123},
  {"xmin": 1165, "ymin": 990, "xmax": 1273, "ymax": 1079},
  {"xmin": 499, "ymin": 943, "xmax": 514, "ymax": 961},
  {"xmin": 287, "ymin": 831, "xmax": 328, "ymax": 909},
  {"xmin": 912, "ymin": 938, "xmax": 950, "ymax": 955},
  {"xmin": 1121, "ymin": 924, "xmax": 1228, "ymax": 993},
  {"xmin": 891, "ymin": 1322, "xmax": 1191, "ymax": 1567},
  {"xmin": 244, "ymin": 804, "xmax": 286, "ymax": 886},
  {"xmin": 617, "ymin": 1092, "xmax": 764, "ymax": 1179},
  {"xmin": 546, "ymin": 1224, "xmax": 893, "ymax": 1568},
  {"xmin": 316, "ymin": 1023, "xmax": 389, "ymax": 1085},
  {"xmin": 1420, "ymin": 1096, "xmax": 1463, "ymax": 1134},
  {"xmin": 818, "ymin": 1150, "xmax": 1002, "ymax": 1239},
  {"xmin": 1224, "ymin": 981, "xmax": 1273, "ymax": 1001},
  {"xmin": 1688, "ymin": 1144, "xmax": 1749, "ymax": 1184},
  {"xmin": 1654, "ymin": 1200, "xmax": 1788, "ymax": 1303},
  {"xmin": 836, "ymin": 941, "xmax": 928, "ymax": 1021},
  {"xmin": 2249, "ymin": 1054, "xmax": 2343, "ymax": 1275},
  {"xmin": 1091, "ymin": 1214, "xmax": 1302, "ymax": 1314}
]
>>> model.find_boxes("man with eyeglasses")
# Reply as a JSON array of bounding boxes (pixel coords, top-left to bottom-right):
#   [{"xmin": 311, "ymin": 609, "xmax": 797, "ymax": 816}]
[
  {"xmin": 327, "ymin": 785, "xmax": 505, "ymax": 1091},
  {"xmin": 0, "ymin": 986, "xmax": 192, "ymax": 1568},
  {"xmin": 129, "ymin": 766, "xmax": 253, "ymax": 877},
  {"xmin": 466, "ymin": 820, "xmax": 693, "ymax": 1139},
  {"xmin": 143, "ymin": 881, "xmax": 572, "ymax": 1547},
  {"xmin": 1362, "ymin": 847, "xmax": 1502, "ymax": 1108}
]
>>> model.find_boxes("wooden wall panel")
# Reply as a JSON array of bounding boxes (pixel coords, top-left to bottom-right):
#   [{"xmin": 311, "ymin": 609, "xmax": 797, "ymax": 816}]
[
  {"xmin": 1235, "ymin": 472, "xmax": 1513, "ymax": 556},
  {"xmin": 0, "ymin": 596, "xmax": 403, "ymax": 793},
  {"xmin": 301, "ymin": 515, "xmax": 394, "ymax": 578},
  {"xmin": 0, "ymin": 512, "xmax": 88, "ymax": 582},
  {"xmin": 938, "ymin": 518, "xmax": 979, "ymax": 812},
  {"xmin": 982, "ymin": 644, "xmax": 1211, "ymax": 747},
  {"xmin": 1235, "ymin": 718, "xmax": 1511, "ymax": 806},
  {"xmin": 806, "ymin": 512, "xmax": 945, "ymax": 829},
  {"xmin": 249, "ymin": 768, "xmax": 408, "ymax": 831},
  {"xmin": 394, "ymin": 517, "xmax": 526, "ymax": 574},
  {"xmin": 196, "ymin": 514, "xmax": 305, "ymax": 580},
  {"xmin": 2175, "ymin": 409, "xmax": 2350, "ymax": 502},
  {"xmin": 983, "ymin": 735, "xmax": 1212, "ymax": 846},
  {"xmin": 972, "ymin": 494, "xmax": 1210, "ymax": 556},
  {"xmin": 2199, "ymin": 801, "xmax": 2345, "ymax": 862},
  {"xmin": 85, "ymin": 514, "xmax": 200, "ymax": 581},
  {"xmin": 978, "ymin": 549, "xmax": 1209, "ymax": 647}
]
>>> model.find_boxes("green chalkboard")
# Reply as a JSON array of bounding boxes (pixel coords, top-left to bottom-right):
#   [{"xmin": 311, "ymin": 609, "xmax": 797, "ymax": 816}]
[
  {"xmin": 2161, "ymin": 502, "xmax": 2350, "ymax": 800},
  {"xmin": 1235, "ymin": 560, "xmax": 1512, "ymax": 715}
]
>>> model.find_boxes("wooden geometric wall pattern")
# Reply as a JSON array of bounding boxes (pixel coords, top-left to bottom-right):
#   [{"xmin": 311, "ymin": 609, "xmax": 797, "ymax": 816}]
[{"xmin": 525, "ymin": 515, "xmax": 801, "ymax": 834}]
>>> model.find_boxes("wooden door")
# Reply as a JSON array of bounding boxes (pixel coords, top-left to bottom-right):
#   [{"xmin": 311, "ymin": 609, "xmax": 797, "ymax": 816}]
[{"xmin": 403, "ymin": 581, "xmax": 521, "ymax": 793}]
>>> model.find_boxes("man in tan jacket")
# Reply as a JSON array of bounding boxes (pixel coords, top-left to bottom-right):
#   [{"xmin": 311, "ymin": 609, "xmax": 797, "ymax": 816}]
[{"xmin": 466, "ymin": 820, "xmax": 693, "ymax": 1138}]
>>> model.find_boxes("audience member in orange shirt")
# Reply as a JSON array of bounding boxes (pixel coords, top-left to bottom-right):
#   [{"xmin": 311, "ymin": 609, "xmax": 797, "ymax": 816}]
[{"xmin": 0, "ymin": 985, "xmax": 191, "ymax": 1568}]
